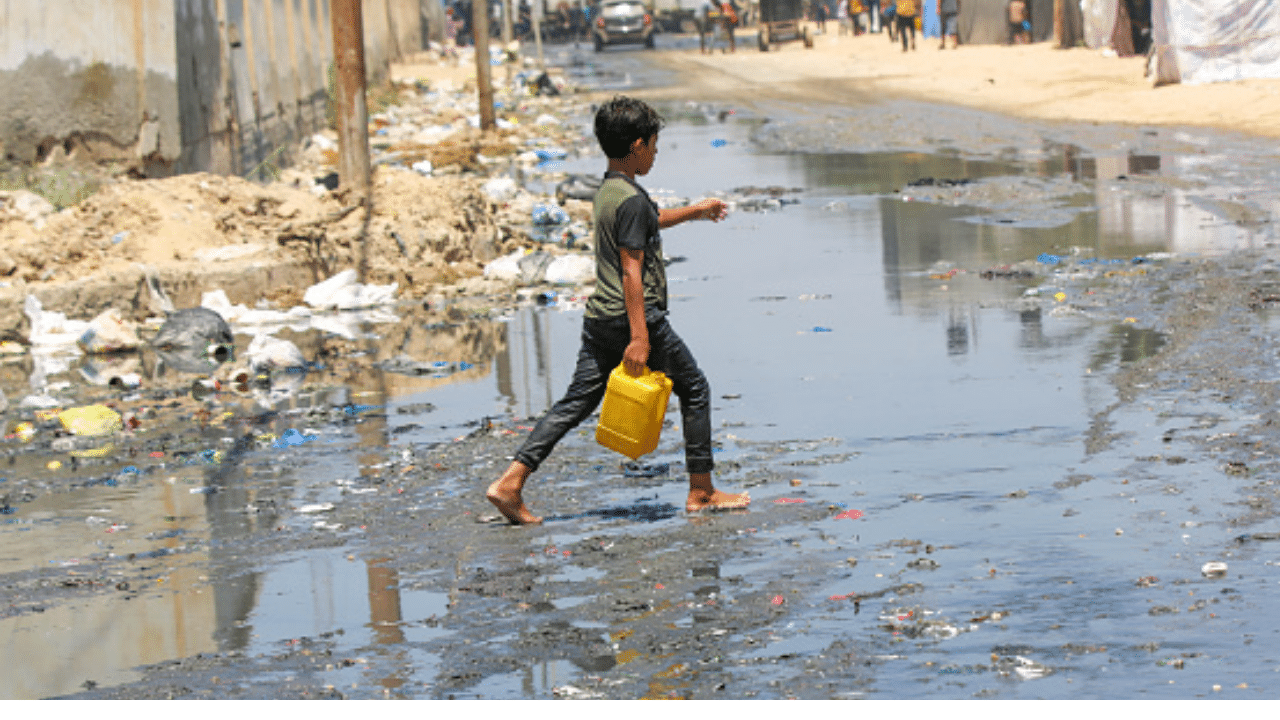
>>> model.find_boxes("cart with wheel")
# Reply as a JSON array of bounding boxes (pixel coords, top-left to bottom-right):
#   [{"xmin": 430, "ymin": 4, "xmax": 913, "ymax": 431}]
[{"xmin": 756, "ymin": 0, "xmax": 813, "ymax": 51}]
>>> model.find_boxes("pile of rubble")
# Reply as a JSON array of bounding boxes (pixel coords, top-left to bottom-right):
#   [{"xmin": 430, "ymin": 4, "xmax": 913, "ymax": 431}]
[{"xmin": 0, "ymin": 46, "xmax": 604, "ymax": 344}]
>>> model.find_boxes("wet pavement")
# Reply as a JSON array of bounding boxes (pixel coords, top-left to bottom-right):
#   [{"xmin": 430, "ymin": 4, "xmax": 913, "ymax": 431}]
[{"xmin": 5, "ymin": 37, "xmax": 1280, "ymax": 699}]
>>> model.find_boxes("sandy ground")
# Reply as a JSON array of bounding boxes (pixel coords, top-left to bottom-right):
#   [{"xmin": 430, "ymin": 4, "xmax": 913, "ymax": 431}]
[{"xmin": 642, "ymin": 30, "xmax": 1280, "ymax": 140}]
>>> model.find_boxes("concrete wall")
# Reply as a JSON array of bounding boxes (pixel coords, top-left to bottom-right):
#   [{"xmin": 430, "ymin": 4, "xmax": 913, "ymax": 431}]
[
  {"xmin": 0, "ymin": 0, "xmax": 181, "ymax": 170},
  {"xmin": 1, "ymin": 0, "xmax": 426, "ymax": 177}
]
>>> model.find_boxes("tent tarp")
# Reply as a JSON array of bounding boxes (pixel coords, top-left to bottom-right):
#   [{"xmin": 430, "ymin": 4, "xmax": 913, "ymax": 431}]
[
  {"xmin": 1151, "ymin": 0, "xmax": 1280, "ymax": 85},
  {"xmin": 943, "ymin": 0, "xmax": 1055, "ymax": 45},
  {"xmin": 1082, "ymin": 0, "xmax": 1119, "ymax": 49}
]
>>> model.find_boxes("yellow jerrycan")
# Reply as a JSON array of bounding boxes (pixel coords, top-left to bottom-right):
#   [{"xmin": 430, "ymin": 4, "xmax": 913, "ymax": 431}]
[{"xmin": 595, "ymin": 364, "xmax": 673, "ymax": 460}]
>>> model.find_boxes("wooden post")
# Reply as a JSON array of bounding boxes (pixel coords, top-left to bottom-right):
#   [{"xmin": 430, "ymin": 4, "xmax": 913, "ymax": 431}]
[
  {"xmin": 532, "ymin": 0, "xmax": 545, "ymax": 68},
  {"xmin": 503, "ymin": 0, "xmax": 515, "ymax": 45},
  {"xmin": 1053, "ymin": 0, "xmax": 1065, "ymax": 48},
  {"xmin": 474, "ymin": 0, "xmax": 496, "ymax": 131},
  {"xmin": 330, "ymin": 0, "xmax": 372, "ymax": 197}
]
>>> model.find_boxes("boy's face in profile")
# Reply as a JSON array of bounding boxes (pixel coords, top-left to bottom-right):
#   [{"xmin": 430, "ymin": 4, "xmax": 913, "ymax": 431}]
[{"xmin": 632, "ymin": 133, "xmax": 659, "ymax": 176}]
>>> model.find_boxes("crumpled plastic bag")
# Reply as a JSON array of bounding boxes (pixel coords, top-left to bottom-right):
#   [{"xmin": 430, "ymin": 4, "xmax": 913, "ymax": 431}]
[
  {"xmin": 545, "ymin": 254, "xmax": 595, "ymax": 284},
  {"xmin": 151, "ymin": 307, "xmax": 234, "ymax": 351},
  {"xmin": 77, "ymin": 308, "xmax": 141, "ymax": 354},
  {"xmin": 303, "ymin": 269, "xmax": 398, "ymax": 310},
  {"xmin": 483, "ymin": 249, "xmax": 524, "ymax": 281},
  {"xmin": 58, "ymin": 404, "xmax": 123, "ymax": 436},
  {"xmin": 247, "ymin": 333, "xmax": 305, "ymax": 371},
  {"xmin": 24, "ymin": 295, "xmax": 89, "ymax": 349}
]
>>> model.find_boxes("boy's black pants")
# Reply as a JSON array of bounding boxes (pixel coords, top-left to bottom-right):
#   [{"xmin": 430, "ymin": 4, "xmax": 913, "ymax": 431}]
[{"xmin": 514, "ymin": 315, "xmax": 714, "ymax": 475}]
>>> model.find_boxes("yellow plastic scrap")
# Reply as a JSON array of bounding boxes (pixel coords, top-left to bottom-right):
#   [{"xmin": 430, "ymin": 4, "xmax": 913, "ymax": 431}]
[
  {"xmin": 11, "ymin": 422, "xmax": 36, "ymax": 442},
  {"xmin": 70, "ymin": 442, "xmax": 115, "ymax": 458},
  {"xmin": 58, "ymin": 405, "xmax": 123, "ymax": 437}
]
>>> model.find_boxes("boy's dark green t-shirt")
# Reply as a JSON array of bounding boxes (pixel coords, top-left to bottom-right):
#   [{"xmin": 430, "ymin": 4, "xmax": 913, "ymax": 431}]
[{"xmin": 584, "ymin": 171, "xmax": 668, "ymax": 324}]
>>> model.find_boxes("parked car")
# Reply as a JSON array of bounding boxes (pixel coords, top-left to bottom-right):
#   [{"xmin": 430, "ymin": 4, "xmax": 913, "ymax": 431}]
[{"xmin": 593, "ymin": 0, "xmax": 656, "ymax": 51}]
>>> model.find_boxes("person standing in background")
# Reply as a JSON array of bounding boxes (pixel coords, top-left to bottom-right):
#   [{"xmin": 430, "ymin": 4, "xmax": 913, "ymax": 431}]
[
  {"xmin": 895, "ymin": 0, "xmax": 917, "ymax": 51},
  {"xmin": 721, "ymin": 0, "xmax": 738, "ymax": 52},
  {"xmin": 1008, "ymin": 0, "xmax": 1030, "ymax": 44},
  {"xmin": 938, "ymin": 0, "xmax": 960, "ymax": 49}
]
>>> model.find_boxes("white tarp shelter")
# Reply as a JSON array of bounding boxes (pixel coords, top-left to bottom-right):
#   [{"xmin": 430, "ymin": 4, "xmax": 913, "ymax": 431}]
[{"xmin": 1149, "ymin": 0, "xmax": 1280, "ymax": 85}]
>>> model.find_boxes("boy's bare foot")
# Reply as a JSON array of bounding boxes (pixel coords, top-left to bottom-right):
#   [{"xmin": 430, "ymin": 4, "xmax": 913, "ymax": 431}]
[
  {"xmin": 687, "ymin": 488, "xmax": 750, "ymax": 514},
  {"xmin": 486, "ymin": 461, "xmax": 541, "ymax": 525},
  {"xmin": 487, "ymin": 481, "xmax": 542, "ymax": 525}
]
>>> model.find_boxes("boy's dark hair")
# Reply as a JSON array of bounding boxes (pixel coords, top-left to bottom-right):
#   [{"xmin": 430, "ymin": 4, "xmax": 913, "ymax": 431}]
[{"xmin": 594, "ymin": 96, "xmax": 665, "ymax": 160}]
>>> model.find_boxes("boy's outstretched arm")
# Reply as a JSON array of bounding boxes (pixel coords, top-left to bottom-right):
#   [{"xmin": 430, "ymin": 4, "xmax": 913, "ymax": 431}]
[{"xmin": 658, "ymin": 198, "xmax": 728, "ymax": 229}]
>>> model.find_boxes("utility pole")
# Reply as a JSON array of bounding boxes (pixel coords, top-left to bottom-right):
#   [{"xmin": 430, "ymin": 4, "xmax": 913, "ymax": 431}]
[
  {"xmin": 1053, "ymin": 0, "xmax": 1065, "ymax": 48},
  {"xmin": 532, "ymin": 0, "xmax": 545, "ymax": 68},
  {"xmin": 474, "ymin": 0, "xmax": 496, "ymax": 130},
  {"xmin": 330, "ymin": 0, "xmax": 371, "ymax": 198},
  {"xmin": 502, "ymin": 0, "xmax": 515, "ymax": 45}
]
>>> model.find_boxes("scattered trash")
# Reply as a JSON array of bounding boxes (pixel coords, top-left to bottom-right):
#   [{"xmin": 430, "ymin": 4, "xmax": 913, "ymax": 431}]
[
  {"xmin": 298, "ymin": 503, "xmax": 335, "ymax": 514},
  {"xmin": 774, "ymin": 498, "xmax": 805, "ymax": 504},
  {"xmin": 58, "ymin": 405, "xmax": 123, "ymax": 437},
  {"xmin": 411, "ymin": 160, "xmax": 433, "ymax": 176},
  {"xmin": 811, "ymin": 326, "xmax": 833, "ymax": 333},
  {"xmin": 24, "ymin": 295, "xmax": 89, "ymax": 349},
  {"xmin": 623, "ymin": 462, "xmax": 669, "ymax": 478},
  {"xmin": 544, "ymin": 254, "xmax": 595, "ymax": 284},
  {"xmin": 482, "ymin": 177, "xmax": 518, "ymax": 202},
  {"xmin": 10, "ymin": 421, "xmax": 36, "ymax": 442},
  {"xmin": 108, "ymin": 373, "xmax": 142, "ymax": 389},
  {"xmin": 273, "ymin": 428, "xmax": 318, "ymax": 448},
  {"xmin": 555, "ymin": 174, "xmax": 601, "ymax": 204},
  {"xmin": 190, "ymin": 378, "xmax": 222, "ymax": 401},
  {"xmin": 834, "ymin": 509, "xmax": 863, "ymax": 520},
  {"xmin": 1201, "ymin": 561, "xmax": 1228, "ymax": 578},
  {"xmin": 247, "ymin": 334, "xmax": 306, "ymax": 371},
  {"xmin": 303, "ymin": 269, "xmax": 398, "ymax": 310},
  {"xmin": 77, "ymin": 308, "xmax": 141, "ymax": 354},
  {"xmin": 152, "ymin": 307, "xmax": 234, "ymax": 352},
  {"xmin": 771, "ymin": 594, "xmax": 785, "ymax": 605},
  {"xmin": 532, "ymin": 203, "xmax": 570, "ymax": 226},
  {"xmin": 375, "ymin": 355, "xmax": 474, "ymax": 377},
  {"xmin": 533, "ymin": 147, "xmax": 568, "ymax": 163},
  {"xmin": 710, "ymin": 139, "xmax": 728, "ymax": 148}
]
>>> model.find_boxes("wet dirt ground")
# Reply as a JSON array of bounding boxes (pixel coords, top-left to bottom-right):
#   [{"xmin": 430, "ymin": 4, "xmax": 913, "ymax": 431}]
[{"xmin": 7, "ymin": 36, "xmax": 1280, "ymax": 700}]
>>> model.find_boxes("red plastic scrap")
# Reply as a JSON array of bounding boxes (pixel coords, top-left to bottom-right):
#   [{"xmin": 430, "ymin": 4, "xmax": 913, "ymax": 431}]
[
  {"xmin": 834, "ymin": 509, "xmax": 863, "ymax": 520},
  {"xmin": 771, "ymin": 595, "xmax": 785, "ymax": 605},
  {"xmin": 774, "ymin": 498, "xmax": 805, "ymax": 504}
]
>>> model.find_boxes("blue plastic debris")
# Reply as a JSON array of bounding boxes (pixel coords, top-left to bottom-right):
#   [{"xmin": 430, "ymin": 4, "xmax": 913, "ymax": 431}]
[
  {"xmin": 710, "ymin": 139, "xmax": 728, "ymax": 148},
  {"xmin": 343, "ymin": 403, "xmax": 384, "ymax": 416},
  {"xmin": 812, "ymin": 326, "xmax": 833, "ymax": 332},
  {"xmin": 534, "ymin": 148, "xmax": 567, "ymax": 162},
  {"xmin": 1037, "ymin": 253, "xmax": 1062, "ymax": 265},
  {"xmin": 273, "ymin": 428, "xmax": 318, "ymax": 448},
  {"xmin": 532, "ymin": 203, "xmax": 570, "ymax": 226}
]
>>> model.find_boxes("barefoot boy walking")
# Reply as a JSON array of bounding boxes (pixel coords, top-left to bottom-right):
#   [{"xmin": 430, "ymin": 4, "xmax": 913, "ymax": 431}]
[{"xmin": 486, "ymin": 96, "xmax": 750, "ymax": 525}]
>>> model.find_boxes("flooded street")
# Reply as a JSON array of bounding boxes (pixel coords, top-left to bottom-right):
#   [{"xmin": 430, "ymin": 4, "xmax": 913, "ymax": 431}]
[{"xmin": 7, "ymin": 40, "xmax": 1280, "ymax": 700}]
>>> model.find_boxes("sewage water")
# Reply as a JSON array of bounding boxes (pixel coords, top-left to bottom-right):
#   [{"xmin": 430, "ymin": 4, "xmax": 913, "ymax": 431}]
[{"xmin": 6, "ymin": 45, "xmax": 1280, "ymax": 699}]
